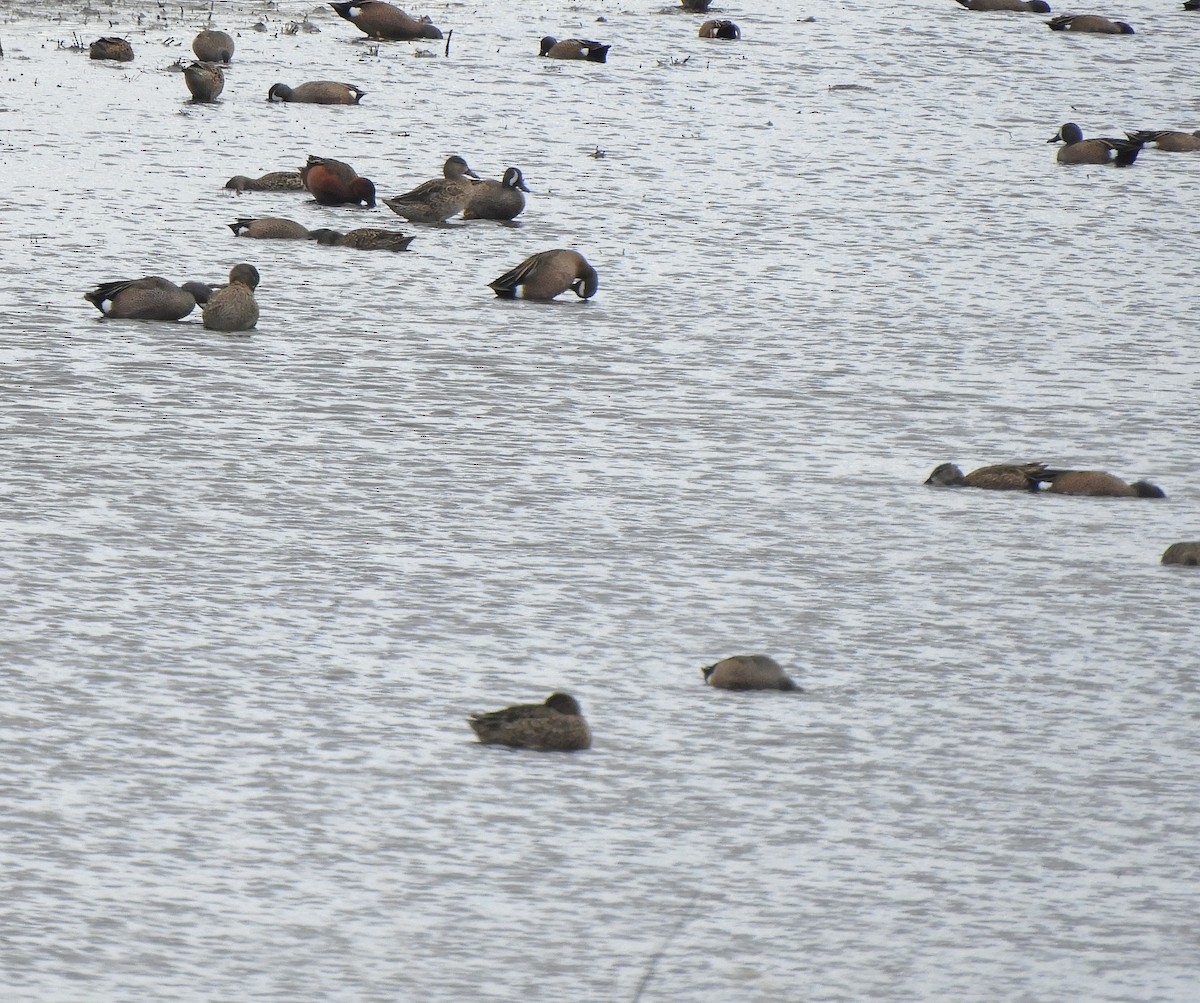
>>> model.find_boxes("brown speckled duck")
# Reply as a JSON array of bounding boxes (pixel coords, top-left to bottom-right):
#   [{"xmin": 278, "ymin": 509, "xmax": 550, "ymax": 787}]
[
  {"xmin": 308, "ymin": 227, "xmax": 415, "ymax": 251},
  {"xmin": 192, "ymin": 29, "xmax": 234, "ymax": 63},
  {"xmin": 229, "ymin": 217, "xmax": 311, "ymax": 240},
  {"xmin": 702, "ymin": 655, "xmax": 800, "ymax": 692},
  {"xmin": 463, "ymin": 167, "xmax": 530, "ymax": 221},
  {"xmin": 1040, "ymin": 470, "xmax": 1165, "ymax": 498},
  {"xmin": 329, "ymin": 2, "xmax": 444, "ymax": 40},
  {"xmin": 84, "ymin": 276, "xmax": 211, "ymax": 321},
  {"xmin": 183, "ymin": 61, "xmax": 224, "ymax": 102},
  {"xmin": 383, "ymin": 155, "xmax": 480, "ymax": 223},
  {"xmin": 539, "ymin": 37, "xmax": 610, "ymax": 62},
  {"xmin": 924, "ymin": 462, "xmax": 1049, "ymax": 491},
  {"xmin": 203, "ymin": 264, "xmax": 260, "ymax": 332},
  {"xmin": 300, "ymin": 155, "xmax": 377, "ymax": 207},
  {"xmin": 1048, "ymin": 123, "xmax": 1142, "ymax": 166},
  {"xmin": 267, "ymin": 81, "xmax": 366, "ymax": 105},
  {"xmin": 225, "ymin": 171, "xmax": 305, "ymax": 192},
  {"xmin": 468, "ymin": 693, "xmax": 591, "ymax": 752},
  {"xmin": 489, "ymin": 249, "xmax": 598, "ymax": 301},
  {"xmin": 89, "ymin": 37, "xmax": 133, "ymax": 62}
]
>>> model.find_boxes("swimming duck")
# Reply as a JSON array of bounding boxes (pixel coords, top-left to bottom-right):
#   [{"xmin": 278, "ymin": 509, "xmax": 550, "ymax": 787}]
[
  {"xmin": 463, "ymin": 167, "xmax": 530, "ymax": 221},
  {"xmin": 488, "ymin": 250, "xmax": 598, "ymax": 301},
  {"xmin": 383, "ymin": 155, "xmax": 480, "ymax": 223},
  {"xmin": 955, "ymin": 0, "xmax": 1051, "ymax": 10},
  {"xmin": 308, "ymin": 227, "xmax": 416, "ymax": 251},
  {"xmin": 89, "ymin": 37, "xmax": 133, "ymax": 61},
  {"xmin": 299, "ymin": 155, "xmax": 377, "ymax": 207},
  {"xmin": 328, "ymin": 2, "xmax": 444, "ymax": 39},
  {"xmin": 681, "ymin": 0, "xmax": 713, "ymax": 11},
  {"xmin": 468, "ymin": 692, "xmax": 591, "ymax": 752},
  {"xmin": 699, "ymin": 20, "xmax": 742, "ymax": 39},
  {"xmin": 225, "ymin": 171, "xmax": 305, "ymax": 192},
  {"xmin": 1039, "ymin": 470, "xmax": 1165, "ymax": 498},
  {"xmin": 1124, "ymin": 129, "xmax": 1200, "ymax": 152},
  {"xmin": 539, "ymin": 37, "xmax": 610, "ymax": 62},
  {"xmin": 192, "ymin": 29, "xmax": 234, "ymax": 63},
  {"xmin": 1162, "ymin": 542, "xmax": 1200, "ymax": 566},
  {"xmin": 203, "ymin": 264, "xmax": 260, "ymax": 332},
  {"xmin": 183, "ymin": 61, "xmax": 224, "ymax": 102},
  {"xmin": 1047, "ymin": 14, "xmax": 1134, "ymax": 33},
  {"xmin": 229, "ymin": 217, "xmax": 311, "ymax": 240},
  {"xmin": 84, "ymin": 276, "xmax": 211, "ymax": 320},
  {"xmin": 702, "ymin": 655, "xmax": 800, "ymax": 692},
  {"xmin": 1048, "ymin": 123, "xmax": 1142, "ymax": 166},
  {"xmin": 267, "ymin": 81, "xmax": 366, "ymax": 105},
  {"xmin": 924, "ymin": 462, "xmax": 1049, "ymax": 491}
]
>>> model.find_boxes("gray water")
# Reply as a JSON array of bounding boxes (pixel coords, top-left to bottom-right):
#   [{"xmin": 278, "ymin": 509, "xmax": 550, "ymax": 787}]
[{"xmin": 2, "ymin": 1, "xmax": 1198, "ymax": 1000}]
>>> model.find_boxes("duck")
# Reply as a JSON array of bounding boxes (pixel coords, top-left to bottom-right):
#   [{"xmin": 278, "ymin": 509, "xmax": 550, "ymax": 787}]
[
  {"xmin": 328, "ymin": 2, "xmax": 444, "ymax": 40},
  {"xmin": 308, "ymin": 227, "xmax": 416, "ymax": 251},
  {"xmin": 1124, "ymin": 129, "xmax": 1200, "ymax": 152},
  {"xmin": 84, "ymin": 276, "xmax": 211, "ymax": 321},
  {"xmin": 267, "ymin": 81, "xmax": 366, "ymax": 105},
  {"xmin": 467, "ymin": 692, "xmax": 591, "ymax": 752},
  {"xmin": 955, "ymin": 0, "xmax": 1051, "ymax": 10},
  {"xmin": 202, "ymin": 264, "xmax": 260, "ymax": 332},
  {"xmin": 382, "ymin": 155, "xmax": 480, "ymax": 223},
  {"xmin": 488, "ymin": 250, "xmax": 598, "ymax": 301},
  {"xmin": 1186, "ymin": 0, "xmax": 1200, "ymax": 10},
  {"xmin": 1046, "ymin": 14, "xmax": 1134, "ymax": 33},
  {"xmin": 299, "ymin": 155, "xmax": 377, "ymax": 207},
  {"xmin": 702, "ymin": 655, "xmax": 800, "ymax": 692},
  {"xmin": 225, "ymin": 171, "xmax": 305, "ymax": 192},
  {"xmin": 699, "ymin": 20, "xmax": 742, "ymax": 39},
  {"xmin": 463, "ymin": 167, "xmax": 530, "ymax": 221},
  {"xmin": 192, "ymin": 29, "xmax": 234, "ymax": 63},
  {"xmin": 183, "ymin": 61, "xmax": 224, "ymax": 102},
  {"xmin": 539, "ymin": 37, "xmax": 610, "ymax": 62},
  {"xmin": 681, "ymin": 0, "xmax": 713, "ymax": 11},
  {"xmin": 924, "ymin": 462, "xmax": 1049, "ymax": 491},
  {"xmin": 1039, "ymin": 470, "xmax": 1165, "ymax": 498},
  {"xmin": 1047, "ymin": 123, "xmax": 1142, "ymax": 166},
  {"xmin": 89, "ymin": 37, "xmax": 133, "ymax": 61},
  {"xmin": 228, "ymin": 217, "xmax": 312, "ymax": 240},
  {"xmin": 1161, "ymin": 543, "xmax": 1200, "ymax": 566}
]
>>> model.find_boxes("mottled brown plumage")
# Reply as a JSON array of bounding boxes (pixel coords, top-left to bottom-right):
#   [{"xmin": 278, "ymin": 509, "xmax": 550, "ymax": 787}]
[
  {"xmin": 924, "ymin": 462, "xmax": 1049, "ymax": 491},
  {"xmin": 203, "ymin": 264, "xmax": 260, "ymax": 332},
  {"xmin": 225, "ymin": 172, "xmax": 305, "ymax": 193},
  {"xmin": 183, "ymin": 61, "xmax": 224, "ymax": 102},
  {"xmin": 383, "ymin": 156, "xmax": 480, "ymax": 223},
  {"xmin": 468, "ymin": 693, "xmax": 591, "ymax": 751}
]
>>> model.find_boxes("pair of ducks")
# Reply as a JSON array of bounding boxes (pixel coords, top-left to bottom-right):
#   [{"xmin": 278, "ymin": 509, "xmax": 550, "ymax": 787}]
[
  {"xmin": 1048, "ymin": 123, "xmax": 1200, "ymax": 165},
  {"xmin": 955, "ymin": 3, "xmax": 1136, "ymax": 32},
  {"xmin": 926, "ymin": 462, "xmax": 1165, "ymax": 498},
  {"xmin": 84, "ymin": 265, "xmax": 260, "ymax": 332},
  {"xmin": 471, "ymin": 655, "xmax": 799, "ymax": 752}
]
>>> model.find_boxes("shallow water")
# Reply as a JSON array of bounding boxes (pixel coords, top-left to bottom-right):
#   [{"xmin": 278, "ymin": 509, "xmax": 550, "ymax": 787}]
[{"xmin": 2, "ymin": 1, "xmax": 1198, "ymax": 1000}]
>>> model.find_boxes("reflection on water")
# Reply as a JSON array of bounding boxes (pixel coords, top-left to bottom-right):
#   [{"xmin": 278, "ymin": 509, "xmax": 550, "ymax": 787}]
[{"xmin": 2, "ymin": 2, "xmax": 1198, "ymax": 1000}]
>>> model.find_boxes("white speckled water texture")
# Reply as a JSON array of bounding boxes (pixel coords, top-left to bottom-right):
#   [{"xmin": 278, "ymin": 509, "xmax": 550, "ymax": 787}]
[{"xmin": 1, "ymin": 1, "xmax": 1197, "ymax": 1000}]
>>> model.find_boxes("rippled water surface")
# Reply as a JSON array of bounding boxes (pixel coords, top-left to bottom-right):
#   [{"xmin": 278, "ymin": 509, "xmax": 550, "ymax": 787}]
[{"xmin": 2, "ymin": 1, "xmax": 1198, "ymax": 1000}]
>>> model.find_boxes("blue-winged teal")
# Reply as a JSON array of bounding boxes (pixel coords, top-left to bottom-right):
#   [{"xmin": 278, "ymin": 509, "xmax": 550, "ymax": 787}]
[
  {"xmin": 463, "ymin": 167, "xmax": 530, "ymax": 221},
  {"xmin": 468, "ymin": 693, "xmax": 591, "ymax": 752},
  {"xmin": 183, "ymin": 61, "xmax": 224, "ymax": 102},
  {"xmin": 702, "ymin": 655, "xmax": 800, "ymax": 692},
  {"xmin": 203, "ymin": 264, "xmax": 260, "ymax": 332},
  {"xmin": 300, "ymin": 155, "xmax": 377, "ymax": 207},
  {"xmin": 225, "ymin": 171, "xmax": 305, "ymax": 192},
  {"xmin": 1048, "ymin": 123, "xmax": 1142, "ymax": 166},
  {"xmin": 84, "ymin": 276, "xmax": 211, "ymax": 321},
  {"xmin": 1047, "ymin": 14, "xmax": 1134, "ymax": 33},
  {"xmin": 229, "ymin": 217, "xmax": 311, "ymax": 240},
  {"xmin": 1040, "ymin": 470, "xmax": 1165, "ymax": 498},
  {"xmin": 699, "ymin": 20, "xmax": 741, "ymax": 39},
  {"xmin": 1162, "ymin": 542, "xmax": 1200, "ymax": 566},
  {"xmin": 489, "ymin": 249, "xmax": 598, "ymax": 301},
  {"xmin": 924, "ymin": 462, "xmax": 1049, "ymax": 491},
  {"xmin": 308, "ymin": 227, "xmax": 415, "ymax": 251},
  {"xmin": 1125, "ymin": 129, "xmax": 1200, "ymax": 152},
  {"xmin": 89, "ymin": 37, "xmax": 133, "ymax": 61},
  {"xmin": 329, "ymin": 2, "xmax": 443, "ymax": 39},
  {"xmin": 192, "ymin": 29, "xmax": 234, "ymax": 63},
  {"xmin": 539, "ymin": 37, "xmax": 610, "ymax": 62},
  {"xmin": 383, "ymin": 155, "xmax": 480, "ymax": 223},
  {"xmin": 956, "ymin": 0, "xmax": 1051, "ymax": 10},
  {"xmin": 267, "ymin": 81, "xmax": 366, "ymax": 104}
]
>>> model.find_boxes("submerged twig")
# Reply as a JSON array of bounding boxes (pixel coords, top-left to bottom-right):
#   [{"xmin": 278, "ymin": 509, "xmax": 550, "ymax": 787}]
[
  {"xmin": 444, "ymin": 28, "xmax": 452, "ymax": 58},
  {"xmin": 630, "ymin": 890, "xmax": 700, "ymax": 1002}
]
